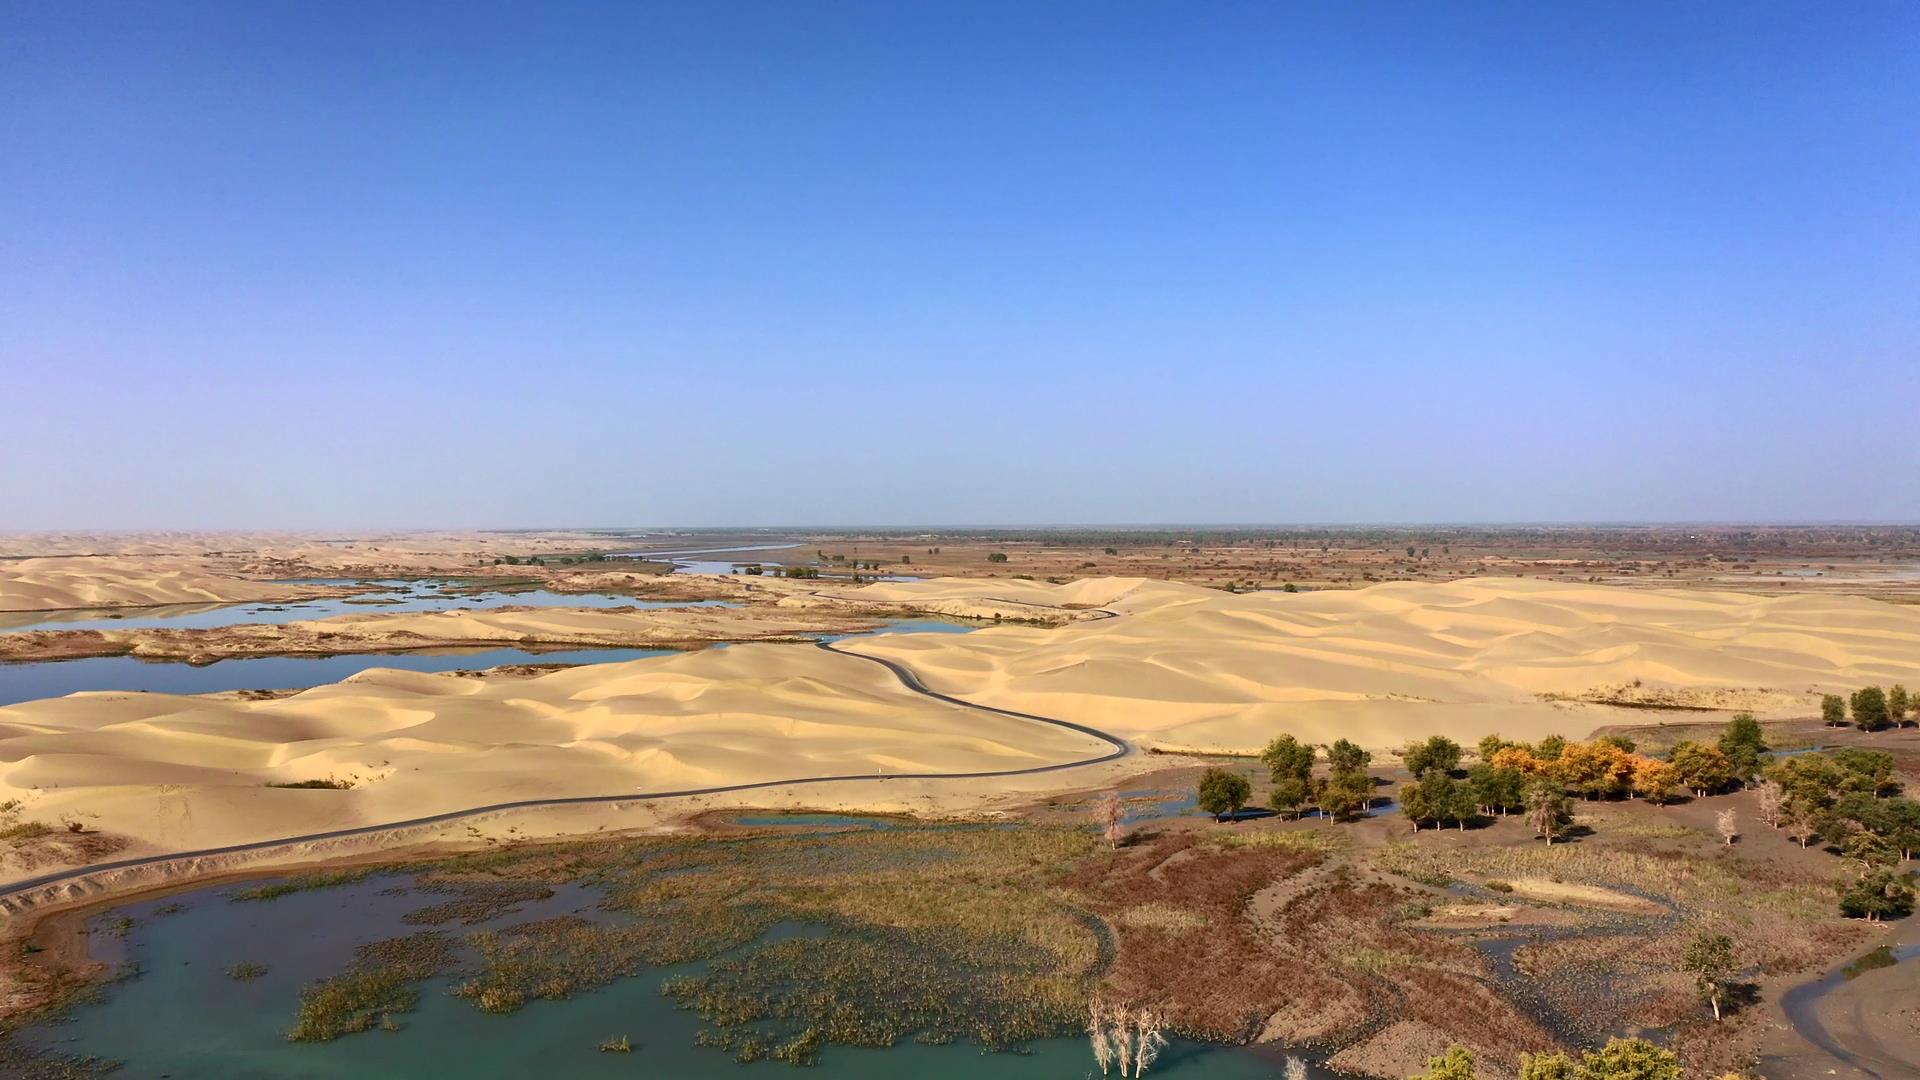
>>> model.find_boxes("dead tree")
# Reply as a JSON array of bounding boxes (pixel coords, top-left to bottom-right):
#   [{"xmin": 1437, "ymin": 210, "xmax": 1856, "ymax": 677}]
[{"xmin": 1096, "ymin": 791, "xmax": 1125, "ymax": 850}]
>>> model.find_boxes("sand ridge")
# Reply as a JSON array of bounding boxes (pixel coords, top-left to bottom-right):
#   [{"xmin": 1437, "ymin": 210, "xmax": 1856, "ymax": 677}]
[
  {"xmin": 0, "ymin": 557, "xmax": 355, "ymax": 613},
  {"xmin": 844, "ymin": 576, "xmax": 1920, "ymax": 753},
  {"xmin": 4, "ymin": 574, "xmax": 1917, "ymax": 887},
  {"xmin": 0, "ymin": 639, "xmax": 1115, "ymax": 875}
]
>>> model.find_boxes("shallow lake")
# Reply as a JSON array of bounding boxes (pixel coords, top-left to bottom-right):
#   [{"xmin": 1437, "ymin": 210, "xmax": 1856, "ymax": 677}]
[{"xmin": 20, "ymin": 872, "xmax": 1330, "ymax": 1079}]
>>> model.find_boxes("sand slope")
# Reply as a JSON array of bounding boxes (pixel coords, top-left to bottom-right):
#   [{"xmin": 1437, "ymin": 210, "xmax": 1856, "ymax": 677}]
[
  {"xmin": 4, "ymin": 575, "xmax": 1916, "ymax": 881},
  {"xmin": 0, "ymin": 643, "xmax": 1109, "ymax": 864},
  {"xmin": 0, "ymin": 557, "xmax": 346, "ymax": 613},
  {"xmin": 846, "ymin": 577, "xmax": 1920, "ymax": 752}
]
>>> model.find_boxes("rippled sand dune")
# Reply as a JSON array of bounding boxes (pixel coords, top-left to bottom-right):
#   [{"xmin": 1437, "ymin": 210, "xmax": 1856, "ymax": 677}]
[
  {"xmin": 0, "ymin": 556, "xmax": 343, "ymax": 613},
  {"xmin": 848, "ymin": 576, "xmax": 1920, "ymax": 752},
  {"xmin": 0, "ymin": 642, "xmax": 1109, "ymax": 862},
  {"xmin": 3, "ymin": 574, "xmax": 1915, "ymax": 878}
]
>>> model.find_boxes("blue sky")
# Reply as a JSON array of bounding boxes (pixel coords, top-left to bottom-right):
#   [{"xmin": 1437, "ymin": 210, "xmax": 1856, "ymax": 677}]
[{"xmin": 4, "ymin": 1, "xmax": 1915, "ymax": 528}]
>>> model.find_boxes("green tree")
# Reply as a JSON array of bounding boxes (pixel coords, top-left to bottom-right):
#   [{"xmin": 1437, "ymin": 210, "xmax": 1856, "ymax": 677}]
[
  {"xmin": 986, "ymin": 552, "xmax": 1009, "ymax": 564},
  {"xmin": 1261, "ymin": 735, "xmax": 1316, "ymax": 784},
  {"xmin": 1837, "ymin": 867, "xmax": 1916, "ymax": 922},
  {"xmin": 1882, "ymin": 797, "xmax": 1920, "ymax": 860},
  {"xmin": 1268, "ymin": 776, "xmax": 1311, "ymax": 820},
  {"xmin": 1319, "ymin": 769, "xmax": 1374, "ymax": 822},
  {"xmin": 1822, "ymin": 693, "xmax": 1848, "ymax": 727},
  {"xmin": 1467, "ymin": 763, "xmax": 1527, "ymax": 816},
  {"xmin": 1327, "ymin": 739, "xmax": 1371, "ymax": 774},
  {"xmin": 1669, "ymin": 742, "xmax": 1735, "ymax": 797},
  {"xmin": 1403, "ymin": 736, "xmax": 1463, "ymax": 778},
  {"xmin": 1409, "ymin": 1044, "xmax": 1476, "ymax": 1080},
  {"xmin": 1831, "ymin": 748, "xmax": 1898, "ymax": 795},
  {"xmin": 1890, "ymin": 684, "xmax": 1911, "ymax": 726},
  {"xmin": 1573, "ymin": 1037, "xmax": 1680, "ymax": 1080},
  {"xmin": 1519, "ymin": 1051, "xmax": 1576, "ymax": 1080},
  {"xmin": 1526, "ymin": 780, "xmax": 1574, "ymax": 845},
  {"xmin": 1196, "ymin": 768, "xmax": 1251, "ymax": 823},
  {"xmin": 1717, "ymin": 713, "xmax": 1769, "ymax": 784},
  {"xmin": 1406, "ymin": 769, "xmax": 1473, "ymax": 830},
  {"xmin": 1535, "ymin": 734, "xmax": 1568, "ymax": 761},
  {"xmin": 1853, "ymin": 686, "xmax": 1893, "ymax": 732},
  {"xmin": 1477, "ymin": 733, "xmax": 1512, "ymax": 762},
  {"xmin": 1682, "ymin": 933, "xmax": 1736, "ymax": 1020}
]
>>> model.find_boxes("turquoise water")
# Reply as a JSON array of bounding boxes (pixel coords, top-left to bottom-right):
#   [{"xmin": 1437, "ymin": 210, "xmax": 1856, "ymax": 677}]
[
  {"xmin": 0, "ymin": 580, "xmax": 733, "ymax": 634},
  {"xmin": 22, "ymin": 875, "xmax": 1320, "ymax": 1079}
]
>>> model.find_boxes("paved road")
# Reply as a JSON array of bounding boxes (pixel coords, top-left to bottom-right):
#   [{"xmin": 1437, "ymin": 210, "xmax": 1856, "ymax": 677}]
[{"xmin": 0, "ymin": 635, "xmax": 1130, "ymax": 903}]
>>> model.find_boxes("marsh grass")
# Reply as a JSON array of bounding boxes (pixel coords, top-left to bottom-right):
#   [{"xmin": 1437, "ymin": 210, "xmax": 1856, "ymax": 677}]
[
  {"xmin": 287, "ymin": 932, "xmax": 458, "ymax": 1041},
  {"xmin": 281, "ymin": 823, "xmax": 1109, "ymax": 1060},
  {"xmin": 230, "ymin": 868, "xmax": 382, "ymax": 903}
]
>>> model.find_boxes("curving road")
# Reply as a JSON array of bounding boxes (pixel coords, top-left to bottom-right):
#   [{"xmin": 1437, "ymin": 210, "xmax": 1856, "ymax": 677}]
[{"xmin": 0, "ymin": 634, "xmax": 1130, "ymax": 904}]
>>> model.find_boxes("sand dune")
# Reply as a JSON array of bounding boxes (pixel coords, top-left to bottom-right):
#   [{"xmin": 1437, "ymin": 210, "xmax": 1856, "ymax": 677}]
[
  {"xmin": 0, "ymin": 557, "xmax": 350, "ymax": 613},
  {"xmin": 0, "ymin": 642, "xmax": 1111, "ymax": 869},
  {"xmin": 845, "ymin": 577, "xmax": 1920, "ymax": 753},
  {"xmin": 3, "ymin": 574, "xmax": 1916, "ymax": 883}
]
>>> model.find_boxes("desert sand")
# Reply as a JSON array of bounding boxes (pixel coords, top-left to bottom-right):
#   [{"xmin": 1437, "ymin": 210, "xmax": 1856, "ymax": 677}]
[
  {"xmin": 3, "ymin": 575, "xmax": 1917, "ymax": 892},
  {"xmin": 0, "ymin": 556, "xmax": 356, "ymax": 613},
  {"xmin": 0, "ymin": 639, "xmax": 1113, "ymax": 877},
  {"xmin": 845, "ymin": 575, "xmax": 1920, "ymax": 753}
]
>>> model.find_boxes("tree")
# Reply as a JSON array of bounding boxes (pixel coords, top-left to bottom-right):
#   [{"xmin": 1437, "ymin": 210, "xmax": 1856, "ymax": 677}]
[
  {"xmin": 1755, "ymin": 779, "xmax": 1786, "ymax": 828},
  {"xmin": 1196, "ymin": 769, "xmax": 1251, "ymax": 822},
  {"xmin": 1268, "ymin": 776, "xmax": 1310, "ymax": 820},
  {"xmin": 1784, "ymin": 802, "xmax": 1819, "ymax": 848},
  {"xmin": 1573, "ymin": 1037, "xmax": 1680, "ymax": 1080},
  {"xmin": 1319, "ymin": 769, "xmax": 1373, "ymax": 822},
  {"xmin": 986, "ymin": 552, "xmax": 1009, "ymax": 564},
  {"xmin": 1403, "ymin": 736, "xmax": 1463, "ymax": 778},
  {"xmin": 1629, "ymin": 758, "xmax": 1680, "ymax": 805},
  {"xmin": 1478, "ymin": 733, "xmax": 1512, "ymax": 761},
  {"xmin": 1889, "ymin": 684, "xmax": 1911, "ymax": 726},
  {"xmin": 1683, "ymin": 933, "xmax": 1736, "ymax": 1020},
  {"xmin": 1526, "ymin": 780, "xmax": 1574, "ymax": 845},
  {"xmin": 1555, "ymin": 741, "xmax": 1631, "ymax": 800},
  {"xmin": 1840, "ymin": 829, "xmax": 1898, "ymax": 870},
  {"xmin": 1822, "ymin": 693, "xmax": 1848, "ymax": 727},
  {"xmin": 1883, "ymin": 797, "xmax": 1920, "ymax": 860},
  {"xmin": 1282, "ymin": 1056, "xmax": 1308, "ymax": 1080},
  {"xmin": 1519, "ymin": 1051, "xmax": 1577, "ymax": 1080},
  {"xmin": 1853, "ymin": 686, "xmax": 1893, "ymax": 732},
  {"xmin": 1535, "ymin": 734, "xmax": 1568, "ymax": 761},
  {"xmin": 1262, "ymin": 735, "xmax": 1316, "ymax": 784},
  {"xmin": 1491, "ymin": 746, "xmax": 1546, "ymax": 776},
  {"xmin": 1468, "ymin": 763, "xmax": 1527, "ymax": 816},
  {"xmin": 1831, "ymin": 748, "xmax": 1899, "ymax": 795},
  {"xmin": 1669, "ymin": 742, "xmax": 1735, "ymax": 798},
  {"xmin": 1837, "ymin": 867, "xmax": 1916, "ymax": 922},
  {"xmin": 1327, "ymin": 739, "xmax": 1371, "ymax": 774},
  {"xmin": 1410, "ymin": 1045, "xmax": 1476, "ymax": 1080},
  {"xmin": 1715, "ymin": 808, "xmax": 1738, "ymax": 846},
  {"xmin": 1718, "ymin": 713, "xmax": 1769, "ymax": 784},
  {"xmin": 1130, "ymin": 1006, "xmax": 1167, "ymax": 1076},
  {"xmin": 1095, "ymin": 791, "xmax": 1125, "ymax": 850}
]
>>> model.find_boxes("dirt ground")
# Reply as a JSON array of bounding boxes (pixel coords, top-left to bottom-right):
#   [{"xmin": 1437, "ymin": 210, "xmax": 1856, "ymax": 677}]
[{"xmin": 1028, "ymin": 725, "xmax": 1920, "ymax": 1080}]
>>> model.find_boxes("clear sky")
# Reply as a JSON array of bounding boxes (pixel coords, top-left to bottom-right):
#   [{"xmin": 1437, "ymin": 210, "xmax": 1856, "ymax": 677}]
[{"xmin": 5, "ymin": 1, "xmax": 1916, "ymax": 529}]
